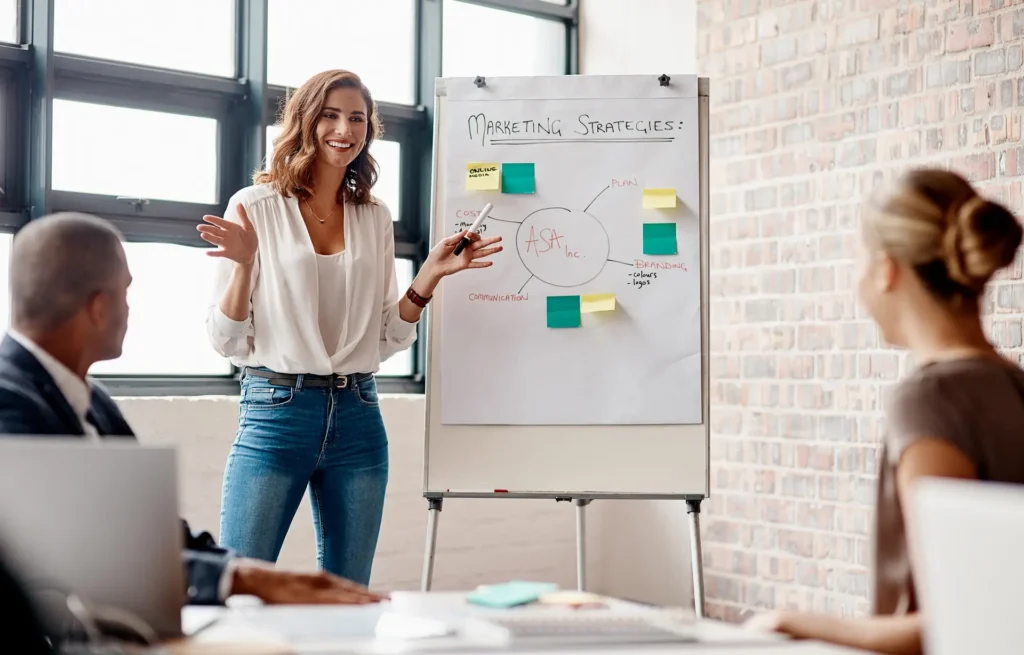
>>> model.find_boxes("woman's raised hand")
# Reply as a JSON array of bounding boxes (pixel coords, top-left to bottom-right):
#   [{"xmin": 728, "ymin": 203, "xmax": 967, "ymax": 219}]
[{"xmin": 199, "ymin": 203, "xmax": 258, "ymax": 265}]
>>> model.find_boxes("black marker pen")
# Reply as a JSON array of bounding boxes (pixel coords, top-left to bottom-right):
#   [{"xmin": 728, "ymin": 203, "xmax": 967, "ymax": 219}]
[{"xmin": 453, "ymin": 202, "xmax": 494, "ymax": 256}]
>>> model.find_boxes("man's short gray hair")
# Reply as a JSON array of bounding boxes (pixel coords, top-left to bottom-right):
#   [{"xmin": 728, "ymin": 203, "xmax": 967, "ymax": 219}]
[{"xmin": 10, "ymin": 213, "xmax": 126, "ymax": 331}]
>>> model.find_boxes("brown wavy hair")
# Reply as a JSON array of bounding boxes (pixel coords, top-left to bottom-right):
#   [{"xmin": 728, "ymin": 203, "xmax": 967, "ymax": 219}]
[{"xmin": 255, "ymin": 69, "xmax": 382, "ymax": 205}]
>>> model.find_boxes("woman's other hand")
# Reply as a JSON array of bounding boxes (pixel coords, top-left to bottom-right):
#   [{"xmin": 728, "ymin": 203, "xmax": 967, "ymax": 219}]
[{"xmin": 199, "ymin": 203, "xmax": 259, "ymax": 266}]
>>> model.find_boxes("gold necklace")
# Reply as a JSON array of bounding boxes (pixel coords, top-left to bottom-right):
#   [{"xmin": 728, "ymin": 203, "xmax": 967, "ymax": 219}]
[{"xmin": 304, "ymin": 198, "xmax": 339, "ymax": 224}]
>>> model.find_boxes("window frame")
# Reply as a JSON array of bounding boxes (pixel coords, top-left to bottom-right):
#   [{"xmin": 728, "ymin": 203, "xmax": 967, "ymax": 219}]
[{"xmin": 0, "ymin": 0, "xmax": 579, "ymax": 396}]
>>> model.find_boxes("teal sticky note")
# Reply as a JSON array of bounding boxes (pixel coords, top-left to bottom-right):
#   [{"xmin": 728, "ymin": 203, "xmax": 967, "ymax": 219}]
[
  {"xmin": 466, "ymin": 581, "xmax": 560, "ymax": 608},
  {"xmin": 643, "ymin": 223, "xmax": 677, "ymax": 255},
  {"xmin": 546, "ymin": 295, "xmax": 581, "ymax": 328},
  {"xmin": 501, "ymin": 163, "xmax": 535, "ymax": 194}
]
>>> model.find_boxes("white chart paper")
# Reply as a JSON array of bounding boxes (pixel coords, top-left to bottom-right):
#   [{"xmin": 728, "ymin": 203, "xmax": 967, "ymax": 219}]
[{"xmin": 439, "ymin": 75, "xmax": 702, "ymax": 425}]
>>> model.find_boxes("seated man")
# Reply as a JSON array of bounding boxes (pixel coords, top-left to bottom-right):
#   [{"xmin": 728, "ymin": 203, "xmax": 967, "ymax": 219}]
[
  {"xmin": 0, "ymin": 547, "xmax": 50, "ymax": 654},
  {"xmin": 0, "ymin": 211, "xmax": 383, "ymax": 606}
]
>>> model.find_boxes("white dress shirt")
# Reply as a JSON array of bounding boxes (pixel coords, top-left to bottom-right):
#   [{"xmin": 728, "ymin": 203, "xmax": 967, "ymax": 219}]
[
  {"xmin": 8, "ymin": 329, "xmax": 98, "ymax": 440},
  {"xmin": 316, "ymin": 252, "xmax": 348, "ymax": 352},
  {"xmin": 206, "ymin": 184, "xmax": 417, "ymax": 375}
]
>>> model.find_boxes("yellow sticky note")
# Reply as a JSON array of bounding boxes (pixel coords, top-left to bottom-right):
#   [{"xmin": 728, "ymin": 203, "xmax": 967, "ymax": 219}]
[
  {"xmin": 581, "ymin": 293, "xmax": 616, "ymax": 313},
  {"xmin": 643, "ymin": 188, "xmax": 677, "ymax": 209},
  {"xmin": 466, "ymin": 162, "xmax": 500, "ymax": 190}
]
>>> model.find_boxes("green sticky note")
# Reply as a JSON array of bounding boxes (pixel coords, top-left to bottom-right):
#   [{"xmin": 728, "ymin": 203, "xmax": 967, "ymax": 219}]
[
  {"xmin": 501, "ymin": 163, "xmax": 535, "ymax": 194},
  {"xmin": 643, "ymin": 223, "xmax": 677, "ymax": 255},
  {"xmin": 546, "ymin": 295, "xmax": 581, "ymax": 328}
]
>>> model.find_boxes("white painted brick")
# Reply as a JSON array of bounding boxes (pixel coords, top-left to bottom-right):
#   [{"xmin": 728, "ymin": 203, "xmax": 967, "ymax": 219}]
[{"xmin": 116, "ymin": 394, "xmax": 695, "ymax": 606}]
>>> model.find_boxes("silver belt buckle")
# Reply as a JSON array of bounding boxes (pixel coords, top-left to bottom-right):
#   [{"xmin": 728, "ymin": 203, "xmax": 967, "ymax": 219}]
[{"xmin": 336, "ymin": 375, "xmax": 348, "ymax": 389}]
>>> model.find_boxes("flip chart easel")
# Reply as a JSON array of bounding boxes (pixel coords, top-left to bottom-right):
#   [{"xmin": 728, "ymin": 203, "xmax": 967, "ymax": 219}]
[{"xmin": 420, "ymin": 74, "xmax": 711, "ymax": 615}]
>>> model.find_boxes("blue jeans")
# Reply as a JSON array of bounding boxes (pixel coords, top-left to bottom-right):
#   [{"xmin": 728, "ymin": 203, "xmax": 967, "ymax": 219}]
[{"xmin": 219, "ymin": 370, "xmax": 388, "ymax": 585}]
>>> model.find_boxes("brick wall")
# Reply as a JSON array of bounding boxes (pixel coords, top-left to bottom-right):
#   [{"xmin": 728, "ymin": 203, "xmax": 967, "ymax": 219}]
[{"xmin": 697, "ymin": 0, "xmax": 1024, "ymax": 621}]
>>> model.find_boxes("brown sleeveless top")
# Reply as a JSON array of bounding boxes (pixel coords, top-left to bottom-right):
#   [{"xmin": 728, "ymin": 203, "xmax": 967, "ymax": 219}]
[{"xmin": 872, "ymin": 356, "xmax": 1024, "ymax": 615}]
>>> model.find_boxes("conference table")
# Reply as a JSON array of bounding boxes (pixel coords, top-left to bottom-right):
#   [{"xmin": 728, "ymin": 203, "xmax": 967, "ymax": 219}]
[{"xmin": 166, "ymin": 592, "xmax": 873, "ymax": 655}]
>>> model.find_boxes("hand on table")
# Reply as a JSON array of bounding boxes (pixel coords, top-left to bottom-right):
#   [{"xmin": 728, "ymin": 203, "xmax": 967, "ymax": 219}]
[
  {"xmin": 230, "ymin": 558, "xmax": 386, "ymax": 605},
  {"xmin": 744, "ymin": 610, "xmax": 788, "ymax": 633}
]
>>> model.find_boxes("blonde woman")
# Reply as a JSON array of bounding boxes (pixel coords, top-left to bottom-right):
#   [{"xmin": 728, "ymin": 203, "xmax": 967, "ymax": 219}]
[
  {"xmin": 199, "ymin": 70, "xmax": 501, "ymax": 585},
  {"xmin": 747, "ymin": 169, "xmax": 1024, "ymax": 654}
]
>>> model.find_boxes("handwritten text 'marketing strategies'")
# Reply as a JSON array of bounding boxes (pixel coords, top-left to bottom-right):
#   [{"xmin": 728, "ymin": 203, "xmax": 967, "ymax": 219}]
[{"xmin": 467, "ymin": 113, "xmax": 681, "ymax": 145}]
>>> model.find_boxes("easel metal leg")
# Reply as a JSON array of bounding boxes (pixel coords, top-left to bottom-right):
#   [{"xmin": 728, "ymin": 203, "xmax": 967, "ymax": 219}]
[
  {"xmin": 574, "ymin": 498, "xmax": 591, "ymax": 592},
  {"xmin": 686, "ymin": 498, "xmax": 705, "ymax": 618},
  {"xmin": 420, "ymin": 497, "xmax": 443, "ymax": 592}
]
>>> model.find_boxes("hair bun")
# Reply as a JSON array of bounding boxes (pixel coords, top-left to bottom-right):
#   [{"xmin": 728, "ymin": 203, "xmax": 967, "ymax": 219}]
[{"xmin": 943, "ymin": 194, "xmax": 1023, "ymax": 291}]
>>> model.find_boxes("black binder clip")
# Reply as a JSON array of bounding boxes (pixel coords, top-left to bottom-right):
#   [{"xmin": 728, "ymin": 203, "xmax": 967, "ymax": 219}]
[
  {"xmin": 658, "ymin": 74, "xmax": 671, "ymax": 87},
  {"xmin": 474, "ymin": 76, "xmax": 486, "ymax": 88}
]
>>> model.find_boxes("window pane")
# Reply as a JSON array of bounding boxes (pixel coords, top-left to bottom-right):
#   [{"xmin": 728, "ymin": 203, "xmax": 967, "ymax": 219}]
[
  {"xmin": 378, "ymin": 258, "xmax": 414, "ymax": 377},
  {"xmin": 442, "ymin": 1, "xmax": 566, "ymax": 77},
  {"xmin": 91, "ymin": 242, "xmax": 232, "ymax": 376},
  {"xmin": 52, "ymin": 100, "xmax": 218, "ymax": 204},
  {"xmin": 265, "ymin": 126, "xmax": 401, "ymax": 220},
  {"xmin": 268, "ymin": 0, "xmax": 415, "ymax": 105},
  {"xmin": 54, "ymin": 0, "xmax": 235, "ymax": 77},
  {"xmin": 0, "ymin": 0, "xmax": 16, "ymax": 43}
]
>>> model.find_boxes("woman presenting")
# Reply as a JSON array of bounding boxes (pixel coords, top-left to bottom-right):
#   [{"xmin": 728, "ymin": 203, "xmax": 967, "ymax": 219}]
[{"xmin": 200, "ymin": 69, "xmax": 501, "ymax": 585}]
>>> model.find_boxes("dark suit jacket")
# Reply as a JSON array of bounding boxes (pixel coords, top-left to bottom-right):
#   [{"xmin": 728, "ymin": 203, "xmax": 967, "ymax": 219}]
[
  {"xmin": 0, "ymin": 335, "xmax": 232, "ymax": 605},
  {"xmin": 0, "ymin": 545, "xmax": 51, "ymax": 654}
]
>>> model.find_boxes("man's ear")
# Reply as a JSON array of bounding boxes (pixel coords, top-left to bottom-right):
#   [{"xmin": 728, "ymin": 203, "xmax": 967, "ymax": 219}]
[{"xmin": 84, "ymin": 290, "xmax": 109, "ymax": 325}]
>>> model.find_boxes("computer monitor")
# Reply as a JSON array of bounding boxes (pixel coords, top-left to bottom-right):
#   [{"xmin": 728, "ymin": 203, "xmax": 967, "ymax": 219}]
[
  {"xmin": 0, "ymin": 439, "xmax": 184, "ymax": 639},
  {"xmin": 911, "ymin": 477, "xmax": 1024, "ymax": 655}
]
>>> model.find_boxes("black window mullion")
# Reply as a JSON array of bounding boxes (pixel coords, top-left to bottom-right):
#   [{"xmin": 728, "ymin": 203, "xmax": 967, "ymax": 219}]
[
  {"xmin": 0, "ymin": 67, "xmax": 19, "ymax": 210},
  {"xmin": 26, "ymin": 0, "xmax": 54, "ymax": 219},
  {"xmin": 48, "ymin": 191, "xmax": 217, "ymax": 244},
  {"xmin": 51, "ymin": 53, "xmax": 244, "ymax": 121},
  {"xmin": 54, "ymin": 54, "xmax": 242, "ymax": 97},
  {"xmin": 566, "ymin": 0, "xmax": 578, "ymax": 74},
  {"xmin": 454, "ymin": 0, "xmax": 575, "ymax": 20},
  {"xmin": 415, "ymin": 0, "xmax": 444, "ymax": 389},
  {"xmin": 417, "ymin": 0, "xmax": 442, "ymax": 240},
  {"xmin": 237, "ymin": 0, "xmax": 268, "ymax": 189},
  {"xmin": 0, "ymin": 42, "xmax": 28, "ymax": 65},
  {"xmin": 18, "ymin": 0, "xmax": 30, "ymax": 44},
  {"xmin": 53, "ymin": 76, "xmax": 232, "ymax": 118}
]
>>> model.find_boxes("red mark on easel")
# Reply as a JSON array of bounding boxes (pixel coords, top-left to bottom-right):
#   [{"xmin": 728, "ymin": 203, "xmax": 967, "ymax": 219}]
[{"xmin": 494, "ymin": 489, "xmax": 508, "ymax": 493}]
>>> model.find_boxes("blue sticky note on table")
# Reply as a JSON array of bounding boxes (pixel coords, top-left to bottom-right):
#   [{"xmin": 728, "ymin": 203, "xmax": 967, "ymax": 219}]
[
  {"xmin": 643, "ymin": 223, "xmax": 677, "ymax": 255},
  {"xmin": 547, "ymin": 295, "xmax": 581, "ymax": 328},
  {"xmin": 501, "ymin": 163, "xmax": 535, "ymax": 194}
]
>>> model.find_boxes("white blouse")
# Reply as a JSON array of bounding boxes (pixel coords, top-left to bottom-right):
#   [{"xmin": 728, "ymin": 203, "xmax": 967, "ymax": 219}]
[{"xmin": 206, "ymin": 184, "xmax": 417, "ymax": 376}]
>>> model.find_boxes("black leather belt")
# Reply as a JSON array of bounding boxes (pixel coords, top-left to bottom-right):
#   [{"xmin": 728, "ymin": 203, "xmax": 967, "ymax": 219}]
[{"xmin": 243, "ymin": 367, "xmax": 372, "ymax": 389}]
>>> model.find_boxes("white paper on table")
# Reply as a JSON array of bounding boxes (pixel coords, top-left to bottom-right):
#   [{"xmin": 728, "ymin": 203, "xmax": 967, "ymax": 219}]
[{"xmin": 440, "ymin": 75, "xmax": 702, "ymax": 426}]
